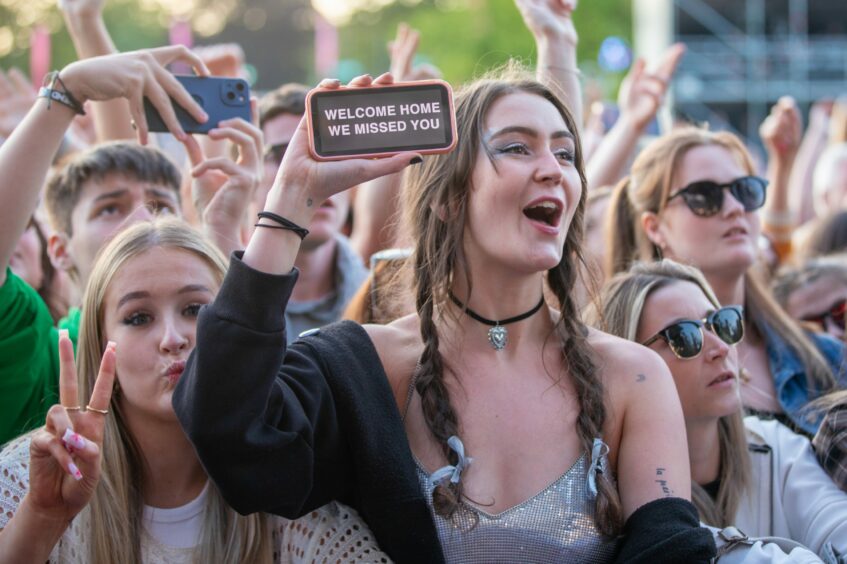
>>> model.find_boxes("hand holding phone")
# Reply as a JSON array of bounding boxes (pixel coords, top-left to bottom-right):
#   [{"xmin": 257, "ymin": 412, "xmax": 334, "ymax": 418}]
[
  {"xmin": 306, "ymin": 79, "xmax": 457, "ymax": 161},
  {"xmin": 144, "ymin": 75, "xmax": 251, "ymax": 135}
]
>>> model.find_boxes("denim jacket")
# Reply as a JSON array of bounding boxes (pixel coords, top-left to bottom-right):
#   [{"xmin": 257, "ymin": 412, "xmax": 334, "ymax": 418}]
[{"xmin": 764, "ymin": 324, "xmax": 847, "ymax": 435}]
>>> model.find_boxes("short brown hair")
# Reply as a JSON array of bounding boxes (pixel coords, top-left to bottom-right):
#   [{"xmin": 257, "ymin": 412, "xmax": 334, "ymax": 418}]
[
  {"xmin": 258, "ymin": 83, "xmax": 308, "ymax": 129},
  {"xmin": 45, "ymin": 142, "xmax": 181, "ymax": 236}
]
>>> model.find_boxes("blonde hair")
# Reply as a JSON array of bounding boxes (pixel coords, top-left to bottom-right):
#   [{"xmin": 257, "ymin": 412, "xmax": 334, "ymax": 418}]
[
  {"xmin": 402, "ymin": 65, "xmax": 623, "ymax": 535},
  {"xmin": 75, "ymin": 217, "xmax": 273, "ymax": 563},
  {"xmin": 590, "ymin": 260, "xmax": 751, "ymax": 526},
  {"xmin": 607, "ymin": 127, "xmax": 838, "ymax": 394}
]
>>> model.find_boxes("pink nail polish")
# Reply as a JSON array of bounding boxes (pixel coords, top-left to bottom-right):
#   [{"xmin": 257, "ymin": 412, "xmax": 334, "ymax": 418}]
[
  {"xmin": 62, "ymin": 428, "xmax": 86, "ymax": 450},
  {"xmin": 68, "ymin": 462, "xmax": 83, "ymax": 481}
]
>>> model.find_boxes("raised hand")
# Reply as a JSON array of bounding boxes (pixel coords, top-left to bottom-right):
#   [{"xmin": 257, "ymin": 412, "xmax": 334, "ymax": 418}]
[
  {"xmin": 759, "ymin": 96, "xmax": 802, "ymax": 164},
  {"xmin": 59, "ymin": 46, "xmax": 211, "ymax": 144},
  {"xmin": 185, "ymin": 115, "xmax": 263, "ymax": 255},
  {"xmin": 0, "ymin": 68, "xmax": 35, "ymax": 141},
  {"xmin": 514, "ymin": 0, "xmax": 578, "ymax": 45},
  {"xmin": 388, "ymin": 23, "xmax": 442, "ymax": 82},
  {"xmin": 26, "ymin": 332, "xmax": 116, "ymax": 523},
  {"xmin": 268, "ymin": 73, "xmax": 421, "ymax": 225},
  {"xmin": 193, "ymin": 43, "xmax": 246, "ymax": 79},
  {"xmin": 617, "ymin": 43, "xmax": 686, "ymax": 131},
  {"xmin": 57, "ymin": 0, "xmax": 105, "ymax": 21}
]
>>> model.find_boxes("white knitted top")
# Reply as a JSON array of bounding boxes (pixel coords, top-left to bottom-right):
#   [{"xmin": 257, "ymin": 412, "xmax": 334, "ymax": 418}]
[{"xmin": 0, "ymin": 436, "xmax": 391, "ymax": 563}]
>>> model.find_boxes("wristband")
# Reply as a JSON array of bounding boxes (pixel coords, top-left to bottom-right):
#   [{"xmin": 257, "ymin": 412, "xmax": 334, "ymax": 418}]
[
  {"xmin": 38, "ymin": 71, "xmax": 86, "ymax": 116},
  {"xmin": 255, "ymin": 211, "xmax": 310, "ymax": 240}
]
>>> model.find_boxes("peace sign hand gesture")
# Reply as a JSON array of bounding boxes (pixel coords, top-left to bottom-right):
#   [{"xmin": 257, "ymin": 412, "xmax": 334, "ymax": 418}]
[{"xmin": 26, "ymin": 331, "xmax": 116, "ymax": 523}]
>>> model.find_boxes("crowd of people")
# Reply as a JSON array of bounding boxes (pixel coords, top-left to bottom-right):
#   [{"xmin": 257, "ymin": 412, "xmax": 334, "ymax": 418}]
[{"xmin": 0, "ymin": 0, "xmax": 846, "ymax": 562}]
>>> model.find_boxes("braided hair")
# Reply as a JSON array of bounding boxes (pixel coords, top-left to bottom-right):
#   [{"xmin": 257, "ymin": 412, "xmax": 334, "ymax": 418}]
[{"xmin": 402, "ymin": 66, "xmax": 623, "ymax": 535}]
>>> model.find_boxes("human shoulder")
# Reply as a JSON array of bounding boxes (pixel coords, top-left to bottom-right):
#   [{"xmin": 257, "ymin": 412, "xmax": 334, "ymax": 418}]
[
  {"xmin": 363, "ymin": 314, "xmax": 422, "ymax": 408},
  {"xmin": 587, "ymin": 327, "xmax": 674, "ymax": 390}
]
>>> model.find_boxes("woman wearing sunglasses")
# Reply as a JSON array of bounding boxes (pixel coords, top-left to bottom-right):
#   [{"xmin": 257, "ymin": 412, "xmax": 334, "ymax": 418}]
[
  {"xmin": 592, "ymin": 260, "xmax": 847, "ymax": 558},
  {"xmin": 773, "ymin": 256, "xmax": 847, "ymax": 342},
  {"xmin": 607, "ymin": 127, "xmax": 846, "ymax": 436}
]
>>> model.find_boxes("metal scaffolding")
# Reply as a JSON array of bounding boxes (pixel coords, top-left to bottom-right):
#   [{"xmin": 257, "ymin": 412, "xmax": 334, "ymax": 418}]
[{"xmin": 634, "ymin": 0, "xmax": 847, "ymax": 143}]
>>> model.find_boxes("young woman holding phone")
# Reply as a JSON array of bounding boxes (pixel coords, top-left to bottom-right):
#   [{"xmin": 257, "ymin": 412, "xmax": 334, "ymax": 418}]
[{"xmin": 173, "ymin": 70, "xmax": 715, "ymax": 562}]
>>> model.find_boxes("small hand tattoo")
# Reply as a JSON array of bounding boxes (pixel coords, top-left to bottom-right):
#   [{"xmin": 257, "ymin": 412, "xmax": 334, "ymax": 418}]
[
  {"xmin": 655, "ymin": 467, "xmax": 674, "ymax": 497},
  {"xmin": 306, "ymin": 198, "xmax": 313, "ymax": 207},
  {"xmin": 636, "ymin": 373, "xmax": 646, "ymax": 383}
]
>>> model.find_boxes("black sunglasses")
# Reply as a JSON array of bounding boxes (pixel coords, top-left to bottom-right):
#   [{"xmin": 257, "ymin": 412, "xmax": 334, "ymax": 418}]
[
  {"xmin": 263, "ymin": 142, "xmax": 289, "ymax": 166},
  {"xmin": 667, "ymin": 176, "xmax": 767, "ymax": 217},
  {"xmin": 801, "ymin": 298, "xmax": 847, "ymax": 331},
  {"xmin": 642, "ymin": 305, "xmax": 745, "ymax": 359}
]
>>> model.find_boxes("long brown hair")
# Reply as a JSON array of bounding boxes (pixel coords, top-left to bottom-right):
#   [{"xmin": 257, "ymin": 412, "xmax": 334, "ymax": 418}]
[
  {"xmin": 402, "ymin": 66, "xmax": 623, "ymax": 536},
  {"xmin": 591, "ymin": 260, "xmax": 752, "ymax": 526},
  {"xmin": 607, "ymin": 127, "xmax": 838, "ymax": 394},
  {"xmin": 76, "ymin": 218, "xmax": 273, "ymax": 563}
]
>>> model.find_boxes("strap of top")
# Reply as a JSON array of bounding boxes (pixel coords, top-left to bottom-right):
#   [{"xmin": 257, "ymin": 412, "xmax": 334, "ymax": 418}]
[{"xmin": 401, "ymin": 360, "xmax": 422, "ymax": 422}]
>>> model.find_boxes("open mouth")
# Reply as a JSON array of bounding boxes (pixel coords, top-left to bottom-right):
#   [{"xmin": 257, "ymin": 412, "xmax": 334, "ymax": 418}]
[
  {"xmin": 523, "ymin": 200, "xmax": 563, "ymax": 227},
  {"xmin": 708, "ymin": 371, "xmax": 735, "ymax": 387},
  {"xmin": 723, "ymin": 226, "xmax": 747, "ymax": 238}
]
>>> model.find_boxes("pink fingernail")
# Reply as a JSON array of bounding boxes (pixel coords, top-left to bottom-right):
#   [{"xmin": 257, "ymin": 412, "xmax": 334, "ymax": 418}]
[
  {"xmin": 62, "ymin": 428, "xmax": 86, "ymax": 450},
  {"xmin": 68, "ymin": 462, "xmax": 83, "ymax": 481}
]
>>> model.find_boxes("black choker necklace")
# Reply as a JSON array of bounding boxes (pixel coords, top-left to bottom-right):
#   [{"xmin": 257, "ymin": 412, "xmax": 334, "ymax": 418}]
[{"xmin": 448, "ymin": 291, "xmax": 545, "ymax": 351}]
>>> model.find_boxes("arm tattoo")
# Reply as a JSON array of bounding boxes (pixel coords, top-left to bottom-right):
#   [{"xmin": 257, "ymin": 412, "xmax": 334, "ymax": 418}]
[
  {"xmin": 655, "ymin": 467, "xmax": 674, "ymax": 497},
  {"xmin": 636, "ymin": 373, "xmax": 646, "ymax": 383},
  {"xmin": 306, "ymin": 198, "xmax": 313, "ymax": 207}
]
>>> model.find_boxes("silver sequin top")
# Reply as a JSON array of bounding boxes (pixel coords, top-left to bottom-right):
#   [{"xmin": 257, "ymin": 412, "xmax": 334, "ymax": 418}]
[{"xmin": 414, "ymin": 451, "xmax": 620, "ymax": 563}]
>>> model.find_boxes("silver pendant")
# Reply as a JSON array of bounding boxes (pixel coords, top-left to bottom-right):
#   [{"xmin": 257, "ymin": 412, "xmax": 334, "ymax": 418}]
[{"xmin": 488, "ymin": 325, "xmax": 507, "ymax": 351}]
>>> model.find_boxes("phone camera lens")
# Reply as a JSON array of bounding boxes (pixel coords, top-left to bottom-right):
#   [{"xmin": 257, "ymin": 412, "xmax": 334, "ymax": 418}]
[
  {"xmin": 227, "ymin": 92, "xmax": 236, "ymax": 100},
  {"xmin": 236, "ymin": 83, "xmax": 245, "ymax": 91}
]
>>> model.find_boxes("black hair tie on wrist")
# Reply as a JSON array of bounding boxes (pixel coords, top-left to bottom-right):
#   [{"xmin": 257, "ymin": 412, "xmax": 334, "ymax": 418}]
[{"xmin": 255, "ymin": 211, "xmax": 310, "ymax": 240}]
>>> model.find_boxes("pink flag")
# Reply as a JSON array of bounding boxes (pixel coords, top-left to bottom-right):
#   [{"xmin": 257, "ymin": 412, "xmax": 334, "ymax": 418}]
[
  {"xmin": 314, "ymin": 12, "xmax": 338, "ymax": 77},
  {"xmin": 30, "ymin": 26, "xmax": 50, "ymax": 88}
]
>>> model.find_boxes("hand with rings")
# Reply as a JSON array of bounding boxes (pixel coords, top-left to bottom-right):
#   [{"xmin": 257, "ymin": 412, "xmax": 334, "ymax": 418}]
[{"xmin": 25, "ymin": 330, "xmax": 117, "ymax": 523}]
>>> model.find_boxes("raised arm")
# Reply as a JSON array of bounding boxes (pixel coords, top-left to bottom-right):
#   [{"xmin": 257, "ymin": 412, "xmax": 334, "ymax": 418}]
[
  {"xmin": 0, "ymin": 47, "xmax": 209, "ymax": 288},
  {"xmin": 59, "ymin": 0, "xmax": 136, "ymax": 141},
  {"xmin": 515, "ymin": 0, "xmax": 582, "ymax": 130},
  {"xmin": 790, "ymin": 100, "xmax": 832, "ymax": 226},
  {"xmin": 184, "ymin": 115, "xmax": 263, "ymax": 257},
  {"xmin": 759, "ymin": 96, "xmax": 802, "ymax": 264},
  {"xmin": 586, "ymin": 44, "xmax": 685, "ymax": 190},
  {"xmin": 172, "ymin": 73, "xmax": 421, "ymax": 515}
]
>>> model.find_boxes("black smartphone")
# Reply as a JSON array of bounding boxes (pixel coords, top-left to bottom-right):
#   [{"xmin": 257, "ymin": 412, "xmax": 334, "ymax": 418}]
[
  {"xmin": 306, "ymin": 80, "xmax": 457, "ymax": 161},
  {"xmin": 143, "ymin": 75, "xmax": 251, "ymax": 135}
]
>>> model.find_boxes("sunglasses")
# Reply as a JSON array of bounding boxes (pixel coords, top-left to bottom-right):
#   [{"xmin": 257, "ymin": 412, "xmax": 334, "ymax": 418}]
[
  {"xmin": 642, "ymin": 305, "xmax": 745, "ymax": 359},
  {"xmin": 801, "ymin": 298, "xmax": 847, "ymax": 331},
  {"xmin": 667, "ymin": 176, "xmax": 767, "ymax": 217},
  {"xmin": 263, "ymin": 142, "xmax": 289, "ymax": 166}
]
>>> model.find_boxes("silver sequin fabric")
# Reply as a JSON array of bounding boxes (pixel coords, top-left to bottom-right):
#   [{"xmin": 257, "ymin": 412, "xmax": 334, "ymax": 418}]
[{"xmin": 415, "ymin": 454, "xmax": 620, "ymax": 563}]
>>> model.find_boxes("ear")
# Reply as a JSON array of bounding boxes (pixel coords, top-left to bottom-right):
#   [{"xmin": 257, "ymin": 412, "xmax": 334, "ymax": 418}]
[
  {"xmin": 48, "ymin": 232, "xmax": 75, "ymax": 274},
  {"xmin": 430, "ymin": 202, "xmax": 449, "ymax": 222},
  {"xmin": 640, "ymin": 211, "xmax": 666, "ymax": 250}
]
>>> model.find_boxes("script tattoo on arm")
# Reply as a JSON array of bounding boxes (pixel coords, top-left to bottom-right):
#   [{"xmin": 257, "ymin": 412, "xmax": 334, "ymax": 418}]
[
  {"xmin": 306, "ymin": 198, "xmax": 313, "ymax": 207},
  {"xmin": 636, "ymin": 373, "xmax": 646, "ymax": 383},
  {"xmin": 655, "ymin": 467, "xmax": 674, "ymax": 497}
]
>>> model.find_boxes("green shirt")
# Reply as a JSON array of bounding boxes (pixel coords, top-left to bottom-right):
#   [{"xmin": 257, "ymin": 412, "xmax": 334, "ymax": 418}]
[{"xmin": 0, "ymin": 269, "xmax": 59, "ymax": 444}]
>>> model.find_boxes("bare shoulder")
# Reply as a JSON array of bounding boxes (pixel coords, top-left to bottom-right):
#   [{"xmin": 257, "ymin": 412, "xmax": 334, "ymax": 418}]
[
  {"xmin": 363, "ymin": 314, "xmax": 423, "ymax": 409},
  {"xmin": 587, "ymin": 327, "xmax": 673, "ymax": 391}
]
